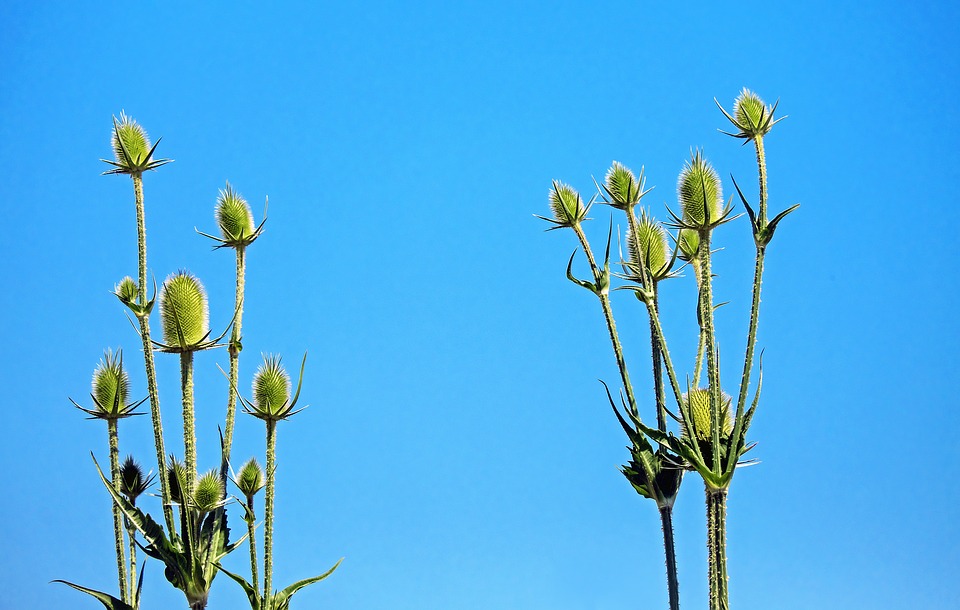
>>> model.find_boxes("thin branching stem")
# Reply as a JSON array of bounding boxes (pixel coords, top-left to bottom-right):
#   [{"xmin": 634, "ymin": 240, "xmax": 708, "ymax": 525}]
[
  {"xmin": 263, "ymin": 419, "xmax": 277, "ymax": 602},
  {"xmin": 131, "ymin": 173, "xmax": 175, "ymax": 533},
  {"xmin": 107, "ymin": 420, "xmax": 129, "ymax": 603}
]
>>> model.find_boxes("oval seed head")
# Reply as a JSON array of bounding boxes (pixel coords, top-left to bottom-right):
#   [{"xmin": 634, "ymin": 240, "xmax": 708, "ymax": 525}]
[
  {"xmin": 681, "ymin": 388, "xmax": 733, "ymax": 442},
  {"xmin": 111, "ymin": 112, "xmax": 151, "ymax": 168},
  {"xmin": 627, "ymin": 212, "xmax": 670, "ymax": 280},
  {"xmin": 549, "ymin": 182, "xmax": 586, "ymax": 227},
  {"xmin": 235, "ymin": 457, "xmax": 265, "ymax": 499},
  {"xmin": 216, "ymin": 182, "xmax": 255, "ymax": 244},
  {"xmin": 193, "ymin": 469, "xmax": 223, "ymax": 513},
  {"xmin": 677, "ymin": 228, "xmax": 700, "ymax": 263},
  {"xmin": 167, "ymin": 456, "xmax": 187, "ymax": 505},
  {"xmin": 159, "ymin": 271, "xmax": 209, "ymax": 349},
  {"xmin": 116, "ymin": 276, "xmax": 138, "ymax": 304},
  {"xmin": 604, "ymin": 162, "xmax": 640, "ymax": 210},
  {"xmin": 732, "ymin": 88, "xmax": 775, "ymax": 139},
  {"xmin": 119, "ymin": 456, "xmax": 149, "ymax": 503},
  {"xmin": 677, "ymin": 151, "xmax": 723, "ymax": 228},
  {"xmin": 253, "ymin": 355, "xmax": 291, "ymax": 417},
  {"xmin": 92, "ymin": 350, "xmax": 129, "ymax": 417}
]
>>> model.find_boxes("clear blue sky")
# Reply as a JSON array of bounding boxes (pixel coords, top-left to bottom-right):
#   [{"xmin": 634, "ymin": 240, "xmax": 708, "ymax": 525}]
[{"xmin": 2, "ymin": 2, "xmax": 958, "ymax": 609}]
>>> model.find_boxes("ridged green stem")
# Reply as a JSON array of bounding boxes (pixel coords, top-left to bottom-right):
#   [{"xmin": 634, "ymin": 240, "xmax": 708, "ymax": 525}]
[
  {"xmin": 126, "ymin": 512, "xmax": 138, "ymax": 604},
  {"xmin": 660, "ymin": 506, "xmax": 681, "ymax": 610},
  {"xmin": 180, "ymin": 352, "xmax": 197, "ymax": 494},
  {"xmin": 696, "ymin": 229, "xmax": 722, "ymax": 475},
  {"xmin": 649, "ymin": 285, "xmax": 667, "ymax": 432},
  {"xmin": 107, "ymin": 420, "xmax": 129, "ymax": 603},
  {"xmin": 223, "ymin": 246, "xmax": 246, "ymax": 472},
  {"xmin": 131, "ymin": 173, "xmax": 175, "ymax": 533},
  {"xmin": 245, "ymin": 498, "xmax": 260, "ymax": 597},
  {"xmin": 264, "ymin": 419, "xmax": 277, "ymax": 603},
  {"xmin": 571, "ymin": 223, "xmax": 639, "ymax": 416},
  {"xmin": 706, "ymin": 487, "xmax": 729, "ymax": 610},
  {"xmin": 755, "ymin": 137, "xmax": 768, "ymax": 223}
]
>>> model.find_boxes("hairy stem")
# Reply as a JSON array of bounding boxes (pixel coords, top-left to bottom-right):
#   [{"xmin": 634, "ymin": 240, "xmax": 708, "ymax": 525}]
[
  {"xmin": 246, "ymin": 498, "xmax": 260, "ymax": 596},
  {"xmin": 649, "ymin": 285, "xmax": 667, "ymax": 432},
  {"xmin": 755, "ymin": 137, "xmax": 768, "ymax": 224},
  {"xmin": 131, "ymin": 173, "xmax": 175, "ymax": 533},
  {"xmin": 107, "ymin": 420, "xmax": 128, "ymax": 603},
  {"xmin": 660, "ymin": 506, "xmax": 681, "ymax": 610},
  {"xmin": 706, "ymin": 486, "xmax": 729, "ymax": 610},
  {"xmin": 180, "ymin": 352, "xmax": 197, "ymax": 494},
  {"xmin": 697, "ymin": 229, "xmax": 722, "ymax": 475},
  {"xmin": 126, "ymin": 517, "xmax": 137, "ymax": 604},
  {"xmin": 264, "ymin": 419, "xmax": 277, "ymax": 602},
  {"xmin": 223, "ymin": 246, "xmax": 247, "ymax": 473}
]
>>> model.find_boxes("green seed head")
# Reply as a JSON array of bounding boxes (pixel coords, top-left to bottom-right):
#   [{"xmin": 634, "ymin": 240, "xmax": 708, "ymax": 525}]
[
  {"xmin": 111, "ymin": 112, "xmax": 151, "ymax": 168},
  {"xmin": 115, "ymin": 276, "xmax": 138, "ymax": 304},
  {"xmin": 627, "ymin": 211, "xmax": 670, "ymax": 280},
  {"xmin": 734, "ymin": 89, "xmax": 768, "ymax": 133},
  {"xmin": 167, "ymin": 456, "xmax": 187, "ymax": 505},
  {"xmin": 677, "ymin": 228, "xmax": 700, "ymax": 263},
  {"xmin": 159, "ymin": 271, "xmax": 209, "ymax": 349},
  {"xmin": 681, "ymin": 388, "xmax": 733, "ymax": 442},
  {"xmin": 92, "ymin": 350, "xmax": 129, "ymax": 416},
  {"xmin": 677, "ymin": 151, "xmax": 723, "ymax": 228},
  {"xmin": 253, "ymin": 355, "xmax": 291, "ymax": 417},
  {"xmin": 235, "ymin": 457, "xmax": 265, "ymax": 499},
  {"xmin": 193, "ymin": 469, "xmax": 223, "ymax": 513},
  {"xmin": 549, "ymin": 182, "xmax": 586, "ymax": 227},
  {"xmin": 216, "ymin": 182, "xmax": 255, "ymax": 244},
  {"xmin": 604, "ymin": 162, "xmax": 642, "ymax": 210},
  {"xmin": 119, "ymin": 456, "xmax": 150, "ymax": 503}
]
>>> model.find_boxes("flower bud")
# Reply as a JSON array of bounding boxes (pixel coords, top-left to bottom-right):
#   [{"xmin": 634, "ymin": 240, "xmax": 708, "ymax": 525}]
[
  {"xmin": 115, "ymin": 276, "xmax": 138, "ymax": 304},
  {"xmin": 92, "ymin": 350, "xmax": 129, "ymax": 416},
  {"xmin": 677, "ymin": 151, "xmax": 723, "ymax": 228},
  {"xmin": 216, "ymin": 182, "xmax": 255, "ymax": 244},
  {"xmin": 167, "ymin": 456, "xmax": 187, "ymax": 505},
  {"xmin": 627, "ymin": 212, "xmax": 670, "ymax": 280},
  {"xmin": 111, "ymin": 112, "xmax": 151, "ymax": 168},
  {"xmin": 681, "ymin": 388, "xmax": 733, "ymax": 442},
  {"xmin": 604, "ymin": 162, "xmax": 644, "ymax": 210},
  {"xmin": 119, "ymin": 456, "xmax": 151, "ymax": 503},
  {"xmin": 193, "ymin": 470, "xmax": 223, "ymax": 513},
  {"xmin": 548, "ymin": 182, "xmax": 587, "ymax": 227},
  {"xmin": 159, "ymin": 271, "xmax": 209, "ymax": 350},
  {"xmin": 253, "ymin": 355, "xmax": 291, "ymax": 417},
  {"xmin": 234, "ymin": 457, "xmax": 265, "ymax": 499}
]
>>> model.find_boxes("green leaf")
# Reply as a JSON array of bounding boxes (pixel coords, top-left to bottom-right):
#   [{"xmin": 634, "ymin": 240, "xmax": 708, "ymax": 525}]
[
  {"xmin": 271, "ymin": 558, "xmax": 344, "ymax": 610},
  {"xmin": 216, "ymin": 564, "xmax": 261, "ymax": 609},
  {"xmin": 52, "ymin": 580, "xmax": 136, "ymax": 610}
]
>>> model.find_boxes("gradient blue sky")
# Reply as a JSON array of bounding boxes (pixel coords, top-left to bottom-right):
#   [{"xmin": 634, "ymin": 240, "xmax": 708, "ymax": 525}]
[{"xmin": 2, "ymin": 2, "xmax": 958, "ymax": 609}]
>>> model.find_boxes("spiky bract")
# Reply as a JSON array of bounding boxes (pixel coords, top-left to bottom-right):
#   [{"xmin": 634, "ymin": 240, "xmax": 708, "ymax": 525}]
[
  {"xmin": 677, "ymin": 228, "xmax": 700, "ymax": 263},
  {"xmin": 92, "ymin": 350, "xmax": 129, "ymax": 417},
  {"xmin": 235, "ymin": 457, "xmax": 265, "ymax": 499},
  {"xmin": 628, "ymin": 211, "xmax": 671, "ymax": 280},
  {"xmin": 193, "ymin": 470, "xmax": 224, "ymax": 513},
  {"xmin": 681, "ymin": 388, "xmax": 733, "ymax": 442},
  {"xmin": 216, "ymin": 182, "xmax": 255, "ymax": 245},
  {"xmin": 548, "ymin": 182, "xmax": 587, "ymax": 227},
  {"xmin": 604, "ymin": 162, "xmax": 646, "ymax": 210},
  {"xmin": 253, "ymin": 355, "xmax": 291, "ymax": 418},
  {"xmin": 678, "ymin": 151, "xmax": 723, "ymax": 228},
  {"xmin": 119, "ymin": 456, "xmax": 152, "ymax": 503},
  {"xmin": 159, "ymin": 271, "xmax": 209, "ymax": 350}
]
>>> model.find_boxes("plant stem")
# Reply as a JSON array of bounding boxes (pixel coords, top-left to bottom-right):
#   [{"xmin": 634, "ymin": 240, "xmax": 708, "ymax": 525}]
[
  {"xmin": 649, "ymin": 285, "xmax": 667, "ymax": 432},
  {"xmin": 571, "ymin": 223, "xmax": 639, "ymax": 416},
  {"xmin": 696, "ymin": 229, "xmax": 721, "ymax": 475},
  {"xmin": 107, "ymin": 420, "xmax": 129, "ymax": 603},
  {"xmin": 264, "ymin": 419, "xmax": 277, "ymax": 602},
  {"xmin": 223, "ymin": 246, "xmax": 246, "ymax": 472},
  {"xmin": 246, "ymin": 498, "xmax": 260, "ymax": 596},
  {"xmin": 127, "ymin": 516, "xmax": 138, "ymax": 604},
  {"xmin": 706, "ymin": 486, "xmax": 729, "ymax": 610},
  {"xmin": 755, "ymin": 137, "xmax": 768, "ymax": 223},
  {"xmin": 131, "ymin": 173, "xmax": 175, "ymax": 533},
  {"xmin": 660, "ymin": 506, "xmax": 681, "ymax": 610},
  {"xmin": 180, "ymin": 352, "xmax": 197, "ymax": 494}
]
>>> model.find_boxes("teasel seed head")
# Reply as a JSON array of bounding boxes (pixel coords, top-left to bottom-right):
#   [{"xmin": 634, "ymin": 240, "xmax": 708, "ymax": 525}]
[
  {"xmin": 681, "ymin": 388, "xmax": 733, "ymax": 442},
  {"xmin": 167, "ymin": 456, "xmax": 187, "ymax": 505},
  {"xmin": 678, "ymin": 151, "xmax": 723, "ymax": 229},
  {"xmin": 159, "ymin": 271, "xmax": 209, "ymax": 351},
  {"xmin": 717, "ymin": 88, "xmax": 782, "ymax": 142},
  {"xmin": 92, "ymin": 349, "xmax": 129, "ymax": 417},
  {"xmin": 216, "ymin": 182, "xmax": 255, "ymax": 245},
  {"xmin": 101, "ymin": 112, "xmax": 171, "ymax": 176},
  {"xmin": 604, "ymin": 162, "xmax": 647, "ymax": 210},
  {"xmin": 119, "ymin": 456, "xmax": 153, "ymax": 504},
  {"xmin": 234, "ymin": 457, "xmax": 265, "ymax": 500},
  {"xmin": 193, "ymin": 469, "xmax": 224, "ymax": 513},
  {"xmin": 627, "ymin": 211, "xmax": 671, "ymax": 281},
  {"xmin": 254, "ymin": 355, "xmax": 291, "ymax": 416},
  {"xmin": 116, "ymin": 276, "xmax": 138, "ymax": 304},
  {"xmin": 548, "ymin": 182, "xmax": 588, "ymax": 228}
]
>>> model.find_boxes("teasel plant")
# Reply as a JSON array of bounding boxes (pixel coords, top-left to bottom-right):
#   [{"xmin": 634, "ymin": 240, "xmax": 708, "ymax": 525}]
[
  {"xmin": 196, "ymin": 182, "xmax": 266, "ymax": 475},
  {"xmin": 57, "ymin": 350, "xmax": 147, "ymax": 609},
  {"xmin": 218, "ymin": 354, "xmax": 342, "ymax": 610},
  {"xmin": 542, "ymin": 91, "xmax": 797, "ymax": 610},
  {"xmin": 104, "ymin": 114, "xmax": 177, "ymax": 535}
]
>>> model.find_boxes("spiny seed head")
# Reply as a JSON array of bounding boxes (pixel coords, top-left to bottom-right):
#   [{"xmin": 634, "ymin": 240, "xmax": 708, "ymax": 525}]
[
  {"xmin": 167, "ymin": 456, "xmax": 187, "ymax": 505},
  {"xmin": 253, "ymin": 355, "xmax": 291, "ymax": 416},
  {"xmin": 159, "ymin": 271, "xmax": 209, "ymax": 349},
  {"xmin": 627, "ymin": 212, "xmax": 670, "ymax": 279},
  {"xmin": 735, "ymin": 89, "xmax": 768, "ymax": 132},
  {"xmin": 193, "ymin": 469, "xmax": 223, "ymax": 513},
  {"xmin": 119, "ymin": 456, "xmax": 149, "ymax": 502},
  {"xmin": 235, "ymin": 457, "xmax": 265, "ymax": 498},
  {"xmin": 549, "ymin": 182, "xmax": 586, "ymax": 227},
  {"xmin": 111, "ymin": 112, "xmax": 151, "ymax": 168},
  {"xmin": 604, "ymin": 162, "xmax": 641, "ymax": 210},
  {"xmin": 92, "ymin": 350, "xmax": 129, "ymax": 416},
  {"xmin": 677, "ymin": 228, "xmax": 700, "ymax": 263},
  {"xmin": 216, "ymin": 182, "xmax": 255, "ymax": 244},
  {"xmin": 678, "ymin": 151, "xmax": 723, "ymax": 228},
  {"xmin": 681, "ymin": 388, "xmax": 733, "ymax": 442},
  {"xmin": 116, "ymin": 276, "xmax": 138, "ymax": 303}
]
